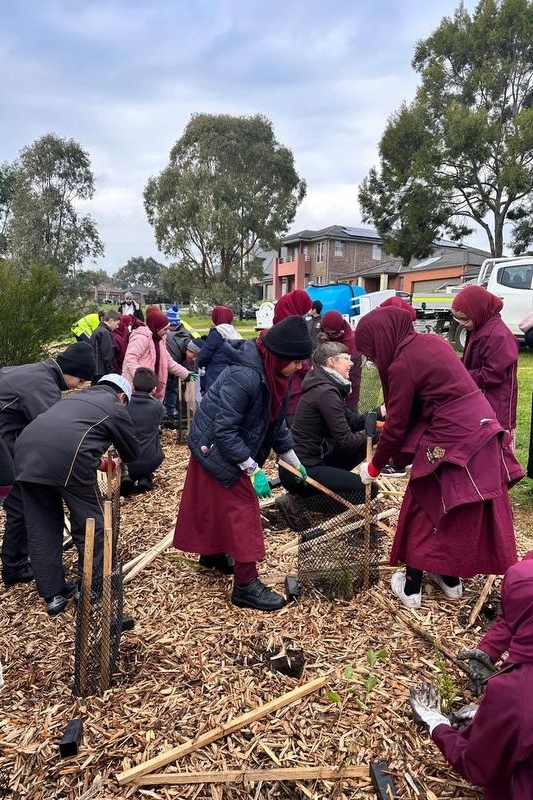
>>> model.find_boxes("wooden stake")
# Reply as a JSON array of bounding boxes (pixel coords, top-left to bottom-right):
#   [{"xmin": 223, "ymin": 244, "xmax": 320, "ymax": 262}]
[
  {"xmin": 467, "ymin": 575, "xmax": 496, "ymax": 629},
  {"xmin": 116, "ymin": 675, "xmax": 326, "ymax": 784},
  {"xmin": 278, "ymin": 460, "xmax": 352, "ymax": 512},
  {"xmin": 363, "ymin": 435, "xmax": 372, "ymax": 590},
  {"xmin": 123, "ymin": 529, "xmax": 175, "ymax": 584},
  {"xmin": 79, "ymin": 519, "xmax": 95, "ymax": 697},
  {"xmin": 134, "ymin": 765, "xmax": 368, "ymax": 785},
  {"xmin": 100, "ymin": 501, "xmax": 113, "ymax": 691}
]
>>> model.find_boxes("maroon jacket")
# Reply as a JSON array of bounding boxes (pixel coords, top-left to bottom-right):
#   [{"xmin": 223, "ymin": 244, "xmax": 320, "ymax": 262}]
[
  {"xmin": 432, "ymin": 558, "xmax": 533, "ymax": 799},
  {"xmin": 463, "ymin": 315, "xmax": 519, "ymax": 431}
]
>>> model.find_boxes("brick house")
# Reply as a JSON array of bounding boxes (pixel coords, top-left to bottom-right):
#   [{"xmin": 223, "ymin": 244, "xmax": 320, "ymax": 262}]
[{"xmin": 269, "ymin": 225, "xmax": 490, "ymax": 298}]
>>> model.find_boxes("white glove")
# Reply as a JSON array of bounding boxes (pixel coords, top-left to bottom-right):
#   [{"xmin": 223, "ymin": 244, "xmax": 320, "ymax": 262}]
[
  {"xmin": 359, "ymin": 462, "xmax": 377, "ymax": 485},
  {"xmin": 409, "ymin": 683, "xmax": 450, "ymax": 735},
  {"xmin": 279, "ymin": 449, "xmax": 300, "ymax": 469},
  {"xmin": 450, "ymin": 703, "xmax": 479, "ymax": 728}
]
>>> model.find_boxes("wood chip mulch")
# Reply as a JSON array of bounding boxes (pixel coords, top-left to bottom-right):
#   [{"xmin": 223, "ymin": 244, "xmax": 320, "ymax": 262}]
[{"xmin": 1, "ymin": 430, "xmax": 531, "ymax": 800}]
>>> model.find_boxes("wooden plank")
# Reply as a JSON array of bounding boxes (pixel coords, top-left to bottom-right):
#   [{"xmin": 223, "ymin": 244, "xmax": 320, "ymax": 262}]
[
  {"xmin": 79, "ymin": 519, "xmax": 95, "ymax": 697},
  {"xmin": 117, "ymin": 675, "xmax": 326, "ymax": 784},
  {"xmin": 100, "ymin": 501, "xmax": 113, "ymax": 691},
  {"xmin": 467, "ymin": 574, "xmax": 496, "ymax": 629},
  {"xmin": 135, "ymin": 764, "xmax": 368, "ymax": 785}
]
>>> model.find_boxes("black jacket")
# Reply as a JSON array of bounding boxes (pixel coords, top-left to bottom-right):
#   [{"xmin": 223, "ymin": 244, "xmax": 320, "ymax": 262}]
[
  {"xmin": 188, "ymin": 339, "xmax": 293, "ymax": 487},
  {"xmin": 127, "ymin": 391, "xmax": 165, "ymax": 478},
  {"xmin": 166, "ymin": 325, "xmax": 192, "ymax": 365},
  {"xmin": 14, "ymin": 385, "xmax": 139, "ymax": 487},
  {"xmin": 291, "ymin": 366, "xmax": 366, "ymax": 467},
  {"xmin": 0, "ymin": 359, "xmax": 67, "ymax": 456},
  {"xmin": 90, "ymin": 322, "xmax": 115, "ymax": 375}
]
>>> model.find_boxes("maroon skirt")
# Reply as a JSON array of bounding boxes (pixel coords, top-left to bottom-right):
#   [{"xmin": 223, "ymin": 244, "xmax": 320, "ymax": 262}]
[
  {"xmin": 390, "ymin": 483, "xmax": 518, "ymax": 577},
  {"xmin": 173, "ymin": 456, "xmax": 265, "ymax": 563}
]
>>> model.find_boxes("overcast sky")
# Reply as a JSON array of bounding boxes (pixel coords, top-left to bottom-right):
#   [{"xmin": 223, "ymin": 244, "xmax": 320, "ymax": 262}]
[{"xmin": 1, "ymin": 0, "xmax": 483, "ymax": 274}]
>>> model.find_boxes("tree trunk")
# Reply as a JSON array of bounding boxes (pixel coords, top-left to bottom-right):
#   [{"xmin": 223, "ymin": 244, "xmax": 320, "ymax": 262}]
[{"xmin": 494, "ymin": 213, "xmax": 504, "ymax": 257}]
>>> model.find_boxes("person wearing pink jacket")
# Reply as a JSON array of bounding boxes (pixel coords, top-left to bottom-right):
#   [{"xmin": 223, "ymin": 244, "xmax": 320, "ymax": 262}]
[{"xmin": 122, "ymin": 307, "xmax": 191, "ymax": 402}]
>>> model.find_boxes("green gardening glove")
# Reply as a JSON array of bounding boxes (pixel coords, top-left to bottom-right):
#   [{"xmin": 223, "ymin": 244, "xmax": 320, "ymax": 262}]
[
  {"xmin": 249, "ymin": 467, "xmax": 272, "ymax": 498},
  {"xmin": 186, "ymin": 372, "xmax": 199, "ymax": 382},
  {"xmin": 296, "ymin": 464, "xmax": 307, "ymax": 482}
]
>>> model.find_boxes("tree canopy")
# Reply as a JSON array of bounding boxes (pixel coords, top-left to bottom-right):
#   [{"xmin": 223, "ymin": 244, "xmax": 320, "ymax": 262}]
[
  {"xmin": 144, "ymin": 113, "xmax": 306, "ymax": 291},
  {"xmin": 113, "ymin": 256, "xmax": 166, "ymax": 288},
  {"xmin": 7, "ymin": 133, "xmax": 103, "ymax": 274},
  {"xmin": 358, "ymin": 0, "xmax": 533, "ymax": 261}
]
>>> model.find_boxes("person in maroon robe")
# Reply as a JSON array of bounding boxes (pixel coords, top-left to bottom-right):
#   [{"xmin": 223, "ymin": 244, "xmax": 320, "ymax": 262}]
[
  {"xmin": 272, "ymin": 290, "xmax": 313, "ymax": 425},
  {"xmin": 174, "ymin": 315, "xmax": 312, "ymax": 612},
  {"xmin": 320, "ymin": 310, "xmax": 361, "ymax": 407},
  {"xmin": 409, "ymin": 557, "xmax": 533, "ymax": 800},
  {"xmin": 354, "ymin": 306, "xmax": 523, "ymax": 609},
  {"xmin": 452, "ymin": 285, "xmax": 519, "ymax": 434}
]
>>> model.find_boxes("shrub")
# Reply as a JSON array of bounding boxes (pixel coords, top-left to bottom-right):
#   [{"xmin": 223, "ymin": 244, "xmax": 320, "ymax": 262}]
[{"xmin": 0, "ymin": 260, "xmax": 73, "ymax": 366}]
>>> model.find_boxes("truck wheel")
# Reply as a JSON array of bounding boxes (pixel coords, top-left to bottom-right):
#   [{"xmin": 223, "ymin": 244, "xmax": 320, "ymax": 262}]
[{"xmin": 449, "ymin": 320, "xmax": 467, "ymax": 352}]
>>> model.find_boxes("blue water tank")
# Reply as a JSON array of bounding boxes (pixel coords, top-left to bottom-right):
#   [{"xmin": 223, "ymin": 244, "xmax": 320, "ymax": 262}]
[{"xmin": 306, "ymin": 283, "xmax": 366, "ymax": 316}]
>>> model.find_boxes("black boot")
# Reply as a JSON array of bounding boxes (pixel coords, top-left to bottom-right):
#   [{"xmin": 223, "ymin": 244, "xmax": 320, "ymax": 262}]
[
  {"xmin": 136, "ymin": 474, "xmax": 154, "ymax": 492},
  {"xmin": 199, "ymin": 554, "xmax": 235, "ymax": 575},
  {"xmin": 275, "ymin": 494, "xmax": 307, "ymax": 531},
  {"xmin": 231, "ymin": 578, "xmax": 286, "ymax": 611}
]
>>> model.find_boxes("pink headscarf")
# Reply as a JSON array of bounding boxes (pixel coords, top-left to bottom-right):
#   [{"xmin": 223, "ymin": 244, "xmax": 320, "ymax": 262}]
[
  {"xmin": 452, "ymin": 285, "xmax": 503, "ymax": 329},
  {"xmin": 212, "ymin": 305, "xmax": 234, "ymax": 325},
  {"xmin": 273, "ymin": 290, "xmax": 312, "ymax": 323}
]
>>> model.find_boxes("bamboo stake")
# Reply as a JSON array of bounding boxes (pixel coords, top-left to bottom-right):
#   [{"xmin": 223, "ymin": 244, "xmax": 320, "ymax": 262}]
[
  {"xmin": 363, "ymin": 433, "xmax": 373, "ymax": 590},
  {"xmin": 279, "ymin": 501, "xmax": 368, "ymax": 554},
  {"xmin": 123, "ymin": 529, "xmax": 175, "ymax": 584},
  {"xmin": 134, "ymin": 765, "xmax": 368, "ymax": 786},
  {"xmin": 122, "ymin": 551, "xmax": 147, "ymax": 573},
  {"xmin": 79, "ymin": 518, "xmax": 95, "ymax": 697},
  {"xmin": 117, "ymin": 675, "xmax": 327, "ymax": 785},
  {"xmin": 467, "ymin": 575, "xmax": 496, "ymax": 629},
  {"xmin": 100, "ymin": 501, "xmax": 113, "ymax": 691},
  {"xmin": 282, "ymin": 509, "xmax": 397, "ymax": 555}
]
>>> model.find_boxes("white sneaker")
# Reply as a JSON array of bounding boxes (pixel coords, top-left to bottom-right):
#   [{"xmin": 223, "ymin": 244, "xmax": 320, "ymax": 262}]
[
  {"xmin": 391, "ymin": 571, "xmax": 422, "ymax": 609},
  {"xmin": 426, "ymin": 573, "xmax": 463, "ymax": 600}
]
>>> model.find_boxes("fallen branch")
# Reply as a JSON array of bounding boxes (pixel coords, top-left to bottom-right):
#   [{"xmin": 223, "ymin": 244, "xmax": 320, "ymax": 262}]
[
  {"xmin": 134, "ymin": 765, "xmax": 368, "ymax": 785},
  {"xmin": 116, "ymin": 675, "xmax": 326, "ymax": 784}
]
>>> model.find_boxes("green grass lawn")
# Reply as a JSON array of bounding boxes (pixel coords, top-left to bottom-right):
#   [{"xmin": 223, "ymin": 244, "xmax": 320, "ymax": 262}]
[{"xmin": 512, "ymin": 349, "xmax": 533, "ymax": 507}]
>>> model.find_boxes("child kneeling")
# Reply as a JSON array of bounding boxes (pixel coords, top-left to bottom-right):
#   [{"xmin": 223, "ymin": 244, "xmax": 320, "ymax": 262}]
[{"xmin": 121, "ymin": 367, "xmax": 165, "ymax": 495}]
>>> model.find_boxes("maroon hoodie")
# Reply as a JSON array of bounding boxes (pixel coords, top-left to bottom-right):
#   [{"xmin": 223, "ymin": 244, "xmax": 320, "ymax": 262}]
[{"xmin": 433, "ymin": 558, "xmax": 533, "ymax": 799}]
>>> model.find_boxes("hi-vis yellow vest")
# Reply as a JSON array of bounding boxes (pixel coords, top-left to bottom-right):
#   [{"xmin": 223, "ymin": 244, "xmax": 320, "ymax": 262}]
[{"xmin": 72, "ymin": 313, "xmax": 100, "ymax": 338}]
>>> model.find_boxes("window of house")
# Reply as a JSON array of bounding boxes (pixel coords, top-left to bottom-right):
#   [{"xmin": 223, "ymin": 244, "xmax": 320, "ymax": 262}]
[
  {"xmin": 314, "ymin": 275, "xmax": 325, "ymax": 285},
  {"xmin": 334, "ymin": 240, "xmax": 345, "ymax": 257},
  {"xmin": 372, "ymin": 244, "xmax": 382, "ymax": 261},
  {"xmin": 303, "ymin": 245, "xmax": 309, "ymax": 260},
  {"xmin": 316, "ymin": 241, "xmax": 324, "ymax": 262}
]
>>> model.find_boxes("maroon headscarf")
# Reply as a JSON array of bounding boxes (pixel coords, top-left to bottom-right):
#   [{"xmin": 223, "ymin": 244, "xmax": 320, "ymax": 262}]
[
  {"xmin": 146, "ymin": 307, "xmax": 170, "ymax": 374},
  {"xmin": 255, "ymin": 337, "xmax": 293, "ymax": 421},
  {"xmin": 321, "ymin": 310, "xmax": 357, "ymax": 356},
  {"xmin": 273, "ymin": 290, "xmax": 312, "ymax": 323},
  {"xmin": 501, "ymin": 557, "xmax": 533, "ymax": 663},
  {"xmin": 380, "ymin": 296, "xmax": 417, "ymax": 321},
  {"xmin": 354, "ymin": 307, "xmax": 418, "ymax": 401},
  {"xmin": 452, "ymin": 285, "xmax": 503, "ymax": 328},
  {"xmin": 112, "ymin": 316, "xmax": 132, "ymax": 371},
  {"xmin": 212, "ymin": 305, "xmax": 234, "ymax": 325}
]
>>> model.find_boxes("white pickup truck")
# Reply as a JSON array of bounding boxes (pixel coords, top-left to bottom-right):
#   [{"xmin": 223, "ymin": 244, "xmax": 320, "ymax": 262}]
[{"xmin": 416, "ymin": 256, "xmax": 533, "ymax": 349}]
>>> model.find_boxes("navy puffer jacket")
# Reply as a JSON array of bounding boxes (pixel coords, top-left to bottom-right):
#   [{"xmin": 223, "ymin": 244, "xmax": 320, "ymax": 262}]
[{"xmin": 188, "ymin": 339, "xmax": 293, "ymax": 486}]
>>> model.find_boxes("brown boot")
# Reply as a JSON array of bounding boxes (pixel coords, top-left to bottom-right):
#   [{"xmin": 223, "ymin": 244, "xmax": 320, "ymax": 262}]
[{"xmin": 275, "ymin": 493, "xmax": 307, "ymax": 531}]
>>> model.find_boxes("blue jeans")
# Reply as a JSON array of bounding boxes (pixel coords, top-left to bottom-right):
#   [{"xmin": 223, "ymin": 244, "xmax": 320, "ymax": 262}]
[{"xmin": 164, "ymin": 375, "xmax": 178, "ymax": 416}]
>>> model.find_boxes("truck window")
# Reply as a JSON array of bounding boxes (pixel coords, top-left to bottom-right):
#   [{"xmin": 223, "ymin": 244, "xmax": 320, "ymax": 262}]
[{"xmin": 497, "ymin": 265, "xmax": 533, "ymax": 290}]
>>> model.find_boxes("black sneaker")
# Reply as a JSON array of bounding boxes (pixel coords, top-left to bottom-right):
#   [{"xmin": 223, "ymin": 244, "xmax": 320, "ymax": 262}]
[
  {"xmin": 199, "ymin": 554, "xmax": 235, "ymax": 575},
  {"xmin": 231, "ymin": 578, "xmax": 286, "ymax": 611},
  {"xmin": 2, "ymin": 562, "xmax": 34, "ymax": 587},
  {"xmin": 120, "ymin": 475, "xmax": 135, "ymax": 497},
  {"xmin": 45, "ymin": 582, "xmax": 78, "ymax": 616},
  {"xmin": 136, "ymin": 475, "xmax": 154, "ymax": 492},
  {"xmin": 382, "ymin": 463, "xmax": 407, "ymax": 478}
]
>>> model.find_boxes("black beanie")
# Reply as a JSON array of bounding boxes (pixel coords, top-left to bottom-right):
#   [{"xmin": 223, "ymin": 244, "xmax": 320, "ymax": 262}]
[
  {"xmin": 312, "ymin": 300, "xmax": 323, "ymax": 314},
  {"xmin": 56, "ymin": 341, "xmax": 96, "ymax": 380},
  {"xmin": 263, "ymin": 315, "xmax": 312, "ymax": 360}
]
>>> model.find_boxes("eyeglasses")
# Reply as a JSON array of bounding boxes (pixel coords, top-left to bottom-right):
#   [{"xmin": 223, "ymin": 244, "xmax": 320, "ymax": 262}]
[
  {"xmin": 333, "ymin": 354, "xmax": 351, "ymax": 361},
  {"xmin": 452, "ymin": 313, "xmax": 470, "ymax": 325}
]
